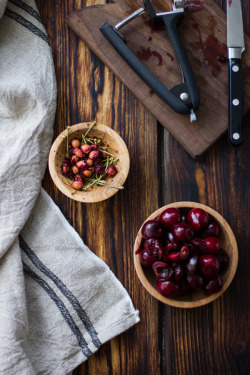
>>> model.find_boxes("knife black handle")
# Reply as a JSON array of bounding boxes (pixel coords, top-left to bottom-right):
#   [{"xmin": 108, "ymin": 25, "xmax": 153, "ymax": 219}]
[{"xmin": 228, "ymin": 58, "xmax": 244, "ymax": 146}]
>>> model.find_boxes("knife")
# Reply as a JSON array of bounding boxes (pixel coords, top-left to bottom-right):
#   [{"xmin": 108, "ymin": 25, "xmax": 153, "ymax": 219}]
[{"xmin": 227, "ymin": 0, "xmax": 245, "ymax": 146}]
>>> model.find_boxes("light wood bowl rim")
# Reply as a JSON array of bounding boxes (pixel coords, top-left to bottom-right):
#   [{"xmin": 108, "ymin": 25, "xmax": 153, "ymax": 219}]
[
  {"xmin": 134, "ymin": 202, "xmax": 238, "ymax": 308},
  {"xmin": 48, "ymin": 122, "xmax": 130, "ymax": 202}
]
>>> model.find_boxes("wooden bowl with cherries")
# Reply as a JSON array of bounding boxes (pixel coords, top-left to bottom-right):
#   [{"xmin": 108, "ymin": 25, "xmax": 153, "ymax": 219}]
[
  {"xmin": 134, "ymin": 202, "xmax": 238, "ymax": 308},
  {"xmin": 48, "ymin": 122, "xmax": 130, "ymax": 203}
]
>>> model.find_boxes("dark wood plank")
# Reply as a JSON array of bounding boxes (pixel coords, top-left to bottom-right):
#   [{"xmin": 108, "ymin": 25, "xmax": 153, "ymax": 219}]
[{"xmin": 37, "ymin": 0, "xmax": 250, "ymax": 374}]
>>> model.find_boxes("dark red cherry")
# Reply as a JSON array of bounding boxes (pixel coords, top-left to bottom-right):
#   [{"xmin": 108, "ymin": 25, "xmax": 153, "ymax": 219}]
[
  {"xmin": 199, "ymin": 255, "xmax": 220, "ymax": 278},
  {"xmin": 95, "ymin": 164, "xmax": 105, "ymax": 175},
  {"xmin": 162, "ymin": 242, "xmax": 180, "ymax": 262},
  {"xmin": 204, "ymin": 276, "xmax": 223, "ymax": 295},
  {"xmin": 62, "ymin": 164, "xmax": 70, "ymax": 176},
  {"xmin": 63, "ymin": 157, "xmax": 70, "ymax": 166},
  {"xmin": 217, "ymin": 248, "xmax": 229, "ymax": 271},
  {"xmin": 156, "ymin": 280, "xmax": 179, "ymax": 297},
  {"xmin": 159, "ymin": 208, "xmax": 180, "ymax": 228},
  {"xmin": 204, "ymin": 220, "xmax": 219, "ymax": 237},
  {"xmin": 172, "ymin": 223, "xmax": 194, "ymax": 242},
  {"xmin": 140, "ymin": 249, "xmax": 159, "ymax": 268},
  {"xmin": 172, "ymin": 263, "xmax": 185, "ymax": 281},
  {"xmin": 192, "ymin": 237, "xmax": 220, "ymax": 254},
  {"xmin": 168, "ymin": 245, "xmax": 189, "ymax": 263},
  {"xmin": 141, "ymin": 220, "xmax": 164, "ymax": 240},
  {"xmin": 185, "ymin": 255, "xmax": 198, "ymax": 275},
  {"xmin": 187, "ymin": 274, "xmax": 204, "ymax": 289},
  {"xmin": 152, "ymin": 262, "xmax": 173, "ymax": 281},
  {"xmin": 187, "ymin": 208, "xmax": 209, "ymax": 231},
  {"xmin": 144, "ymin": 238, "xmax": 164, "ymax": 259}
]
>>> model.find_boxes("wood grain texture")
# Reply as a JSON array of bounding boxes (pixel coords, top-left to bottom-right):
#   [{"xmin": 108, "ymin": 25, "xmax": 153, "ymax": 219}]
[
  {"xmin": 66, "ymin": 0, "xmax": 250, "ymax": 158},
  {"xmin": 37, "ymin": 0, "xmax": 250, "ymax": 374}
]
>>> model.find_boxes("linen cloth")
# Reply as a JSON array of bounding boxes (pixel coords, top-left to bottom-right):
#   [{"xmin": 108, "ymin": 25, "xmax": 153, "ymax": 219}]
[{"xmin": 0, "ymin": 1, "xmax": 139, "ymax": 374}]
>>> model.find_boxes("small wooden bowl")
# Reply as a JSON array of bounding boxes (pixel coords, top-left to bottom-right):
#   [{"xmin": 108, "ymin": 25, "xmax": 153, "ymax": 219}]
[
  {"xmin": 48, "ymin": 122, "xmax": 130, "ymax": 203},
  {"xmin": 134, "ymin": 202, "xmax": 238, "ymax": 308}
]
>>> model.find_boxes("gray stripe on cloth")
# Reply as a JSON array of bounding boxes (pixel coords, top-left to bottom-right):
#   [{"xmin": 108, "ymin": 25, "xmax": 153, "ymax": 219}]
[
  {"xmin": 23, "ymin": 262, "xmax": 93, "ymax": 359},
  {"xmin": 19, "ymin": 235, "xmax": 102, "ymax": 349},
  {"xmin": 4, "ymin": 7, "xmax": 49, "ymax": 44},
  {"xmin": 8, "ymin": 0, "xmax": 42, "ymax": 24}
]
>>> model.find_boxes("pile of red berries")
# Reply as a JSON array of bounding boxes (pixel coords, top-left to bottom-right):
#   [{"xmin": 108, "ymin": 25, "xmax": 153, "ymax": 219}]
[
  {"xmin": 139, "ymin": 207, "xmax": 229, "ymax": 298},
  {"xmin": 61, "ymin": 135, "xmax": 118, "ymax": 191}
]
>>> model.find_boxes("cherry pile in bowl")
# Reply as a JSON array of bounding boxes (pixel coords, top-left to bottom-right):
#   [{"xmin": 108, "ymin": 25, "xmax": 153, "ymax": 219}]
[
  {"xmin": 139, "ymin": 207, "xmax": 229, "ymax": 298},
  {"xmin": 61, "ymin": 129, "xmax": 119, "ymax": 191}
]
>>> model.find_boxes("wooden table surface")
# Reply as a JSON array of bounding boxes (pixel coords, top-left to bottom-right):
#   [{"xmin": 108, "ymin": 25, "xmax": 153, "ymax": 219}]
[{"xmin": 37, "ymin": 1, "xmax": 250, "ymax": 374}]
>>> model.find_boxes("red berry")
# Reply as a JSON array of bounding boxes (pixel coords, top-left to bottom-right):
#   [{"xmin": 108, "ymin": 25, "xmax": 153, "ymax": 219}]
[
  {"xmin": 144, "ymin": 238, "xmax": 164, "ymax": 259},
  {"xmin": 167, "ymin": 245, "xmax": 189, "ymax": 263},
  {"xmin": 81, "ymin": 144, "xmax": 90, "ymax": 154},
  {"xmin": 89, "ymin": 150, "xmax": 100, "ymax": 160},
  {"xmin": 74, "ymin": 148, "xmax": 85, "ymax": 158},
  {"xmin": 141, "ymin": 220, "xmax": 164, "ymax": 240},
  {"xmin": 71, "ymin": 138, "xmax": 81, "ymax": 148},
  {"xmin": 172, "ymin": 223, "xmax": 194, "ymax": 242},
  {"xmin": 192, "ymin": 237, "xmax": 220, "ymax": 254},
  {"xmin": 187, "ymin": 208, "xmax": 209, "ymax": 231},
  {"xmin": 83, "ymin": 169, "xmax": 93, "ymax": 178},
  {"xmin": 217, "ymin": 248, "xmax": 229, "ymax": 271},
  {"xmin": 107, "ymin": 165, "xmax": 117, "ymax": 177},
  {"xmin": 199, "ymin": 255, "xmax": 220, "ymax": 278},
  {"xmin": 90, "ymin": 144, "xmax": 99, "ymax": 151},
  {"xmin": 187, "ymin": 274, "xmax": 204, "ymax": 289},
  {"xmin": 204, "ymin": 276, "xmax": 223, "ymax": 295},
  {"xmin": 185, "ymin": 255, "xmax": 198, "ymax": 275},
  {"xmin": 72, "ymin": 165, "xmax": 79, "ymax": 174},
  {"xmin": 72, "ymin": 180, "xmax": 83, "ymax": 190},
  {"xmin": 140, "ymin": 239, "xmax": 163, "ymax": 268},
  {"xmin": 62, "ymin": 164, "xmax": 70, "ymax": 176},
  {"xmin": 71, "ymin": 155, "xmax": 79, "ymax": 165},
  {"xmin": 86, "ymin": 158, "xmax": 94, "ymax": 166},
  {"xmin": 172, "ymin": 263, "xmax": 185, "ymax": 281},
  {"xmin": 204, "ymin": 220, "xmax": 219, "ymax": 237},
  {"xmin": 159, "ymin": 208, "xmax": 180, "ymax": 228},
  {"xmin": 152, "ymin": 262, "xmax": 173, "ymax": 281},
  {"xmin": 76, "ymin": 160, "xmax": 87, "ymax": 169},
  {"xmin": 75, "ymin": 174, "xmax": 83, "ymax": 181},
  {"xmin": 95, "ymin": 164, "xmax": 105, "ymax": 175},
  {"xmin": 156, "ymin": 280, "xmax": 179, "ymax": 297}
]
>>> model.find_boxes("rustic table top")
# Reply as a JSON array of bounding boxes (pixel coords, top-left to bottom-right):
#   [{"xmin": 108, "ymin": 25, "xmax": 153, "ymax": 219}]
[{"xmin": 37, "ymin": 0, "xmax": 250, "ymax": 374}]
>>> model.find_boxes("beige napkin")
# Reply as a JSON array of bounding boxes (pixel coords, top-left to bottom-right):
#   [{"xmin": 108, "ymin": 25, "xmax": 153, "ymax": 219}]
[{"xmin": 0, "ymin": 1, "xmax": 139, "ymax": 374}]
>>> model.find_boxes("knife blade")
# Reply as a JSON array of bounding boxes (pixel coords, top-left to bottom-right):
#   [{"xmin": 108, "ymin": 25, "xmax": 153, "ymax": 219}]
[{"xmin": 227, "ymin": 0, "xmax": 245, "ymax": 146}]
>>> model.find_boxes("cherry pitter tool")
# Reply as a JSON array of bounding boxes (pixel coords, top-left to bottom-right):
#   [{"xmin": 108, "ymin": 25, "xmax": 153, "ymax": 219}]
[{"xmin": 100, "ymin": 0, "xmax": 204, "ymax": 122}]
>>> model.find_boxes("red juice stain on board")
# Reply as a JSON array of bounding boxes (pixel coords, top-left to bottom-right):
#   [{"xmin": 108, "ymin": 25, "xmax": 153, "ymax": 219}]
[
  {"xmin": 191, "ymin": 23, "xmax": 227, "ymax": 77},
  {"xmin": 136, "ymin": 47, "xmax": 163, "ymax": 66},
  {"xmin": 135, "ymin": 248, "xmax": 140, "ymax": 255},
  {"xmin": 228, "ymin": 0, "xmax": 232, "ymax": 7}
]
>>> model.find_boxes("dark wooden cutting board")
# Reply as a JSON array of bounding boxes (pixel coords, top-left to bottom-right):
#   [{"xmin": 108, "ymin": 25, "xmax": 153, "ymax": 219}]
[{"xmin": 66, "ymin": 0, "xmax": 250, "ymax": 158}]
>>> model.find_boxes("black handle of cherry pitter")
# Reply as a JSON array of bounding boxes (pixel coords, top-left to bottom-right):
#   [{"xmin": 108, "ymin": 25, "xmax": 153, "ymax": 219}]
[
  {"xmin": 161, "ymin": 11, "xmax": 200, "ymax": 110},
  {"xmin": 100, "ymin": 22, "xmax": 195, "ymax": 115}
]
